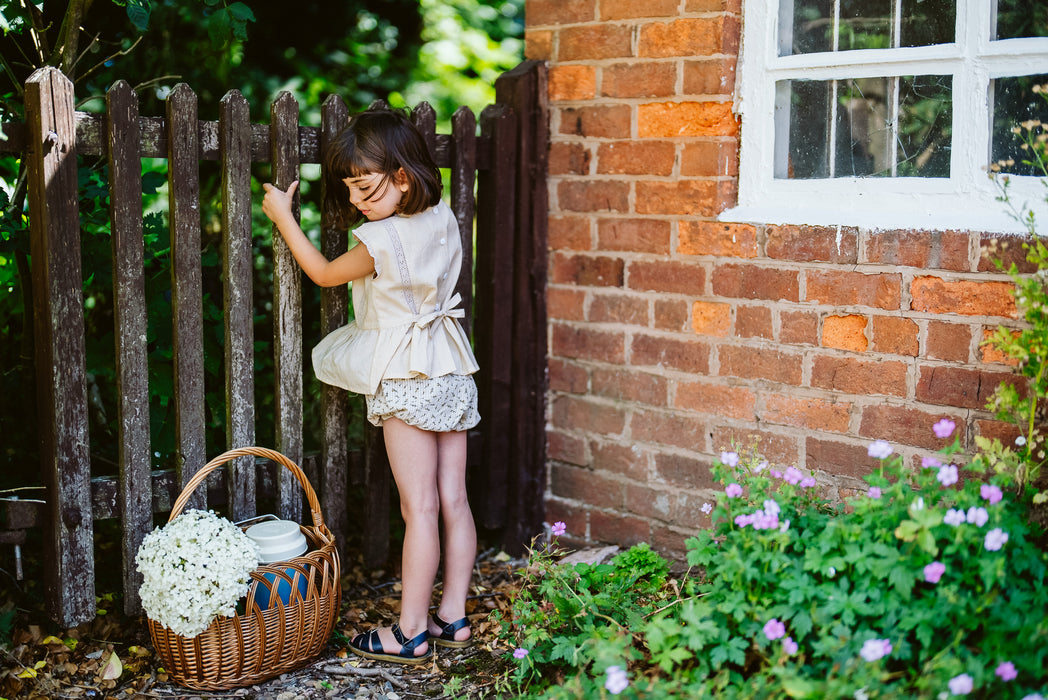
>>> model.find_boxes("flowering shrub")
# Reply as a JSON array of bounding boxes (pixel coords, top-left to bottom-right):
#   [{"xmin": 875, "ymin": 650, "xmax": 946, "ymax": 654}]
[
  {"xmin": 496, "ymin": 432, "xmax": 1048, "ymax": 698},
  {"xmin": 136, "ymin": 509, "xmax": 260, "ymax": 637}
]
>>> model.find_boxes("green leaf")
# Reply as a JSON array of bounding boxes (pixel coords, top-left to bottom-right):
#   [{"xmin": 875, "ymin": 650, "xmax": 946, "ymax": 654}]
[
  {"xmin": 782, "ymin": 676, "xmax": 820, "ymax": 698},
  {"xmin": 125, "ymin": 0, "xmax": 150, "ymax": 31},
  {"xmin": 894, "ymin": 519, "xmax": 920, "ymax": 542}
]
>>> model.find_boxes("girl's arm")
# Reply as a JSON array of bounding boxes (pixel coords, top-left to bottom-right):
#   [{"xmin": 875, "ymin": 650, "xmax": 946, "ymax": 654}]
[{"xmin": 261, "ymin": 180, "xmax": 375, "ymax": 288}]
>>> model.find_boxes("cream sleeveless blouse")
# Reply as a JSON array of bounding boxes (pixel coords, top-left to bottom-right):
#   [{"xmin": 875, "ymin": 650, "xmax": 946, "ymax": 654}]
[{"xmin": 311, "ymin": 200, "xmax": 479, "ymax": 395}]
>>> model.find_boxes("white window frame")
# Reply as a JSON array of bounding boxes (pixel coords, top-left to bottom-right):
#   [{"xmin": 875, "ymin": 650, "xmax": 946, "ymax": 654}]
[{"xmin": 724, "ymin": 0, "xmax": 1048, "ymax": 233}]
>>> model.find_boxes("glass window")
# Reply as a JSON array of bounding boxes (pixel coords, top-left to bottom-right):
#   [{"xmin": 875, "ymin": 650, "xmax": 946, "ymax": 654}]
[
  {"xmin": 995, "ymin": 1, "xmax": 1048, "ymax": 40},
  {"xmin": 992, "ymin": 74, "xmax": 1048, "ymax": 177},
  {"xmin": 780, "ymin": 0, "xmax": 956, "ymax": 55}
]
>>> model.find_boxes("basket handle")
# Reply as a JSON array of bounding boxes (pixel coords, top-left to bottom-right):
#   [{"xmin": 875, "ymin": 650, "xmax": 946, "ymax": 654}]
[{"xmin": 168, "ymin": 447, "xmax": 325, "ymax": 530}]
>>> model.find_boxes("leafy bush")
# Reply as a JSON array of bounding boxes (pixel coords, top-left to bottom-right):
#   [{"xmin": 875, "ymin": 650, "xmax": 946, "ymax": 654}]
[{"xmin": 497, "ymin": 433, "xmax": 1048, "ymax": 698}]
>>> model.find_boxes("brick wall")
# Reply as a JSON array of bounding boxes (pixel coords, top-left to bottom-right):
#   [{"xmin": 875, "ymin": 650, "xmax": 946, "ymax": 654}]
[{"xmin": 526, "ymin": 0, "xmax": 1027, "ymax": 558}]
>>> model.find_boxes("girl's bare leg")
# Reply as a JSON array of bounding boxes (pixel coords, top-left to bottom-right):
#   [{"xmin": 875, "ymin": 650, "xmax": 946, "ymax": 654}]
[{"xmin": 430, "ymin": 429, "xmax": 475, "ymax": 643}]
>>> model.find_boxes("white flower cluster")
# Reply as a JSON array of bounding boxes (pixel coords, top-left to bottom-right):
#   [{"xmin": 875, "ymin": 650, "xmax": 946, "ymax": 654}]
[{"xmin": 136, "ymin": 509, "xmax": 260, "ymax": 638}]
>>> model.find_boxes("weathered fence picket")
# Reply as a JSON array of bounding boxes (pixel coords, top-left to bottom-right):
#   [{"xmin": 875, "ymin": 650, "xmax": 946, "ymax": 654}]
[{"xmin": 3, "ymin": 61, "xmax": 548, "ymax": 627}]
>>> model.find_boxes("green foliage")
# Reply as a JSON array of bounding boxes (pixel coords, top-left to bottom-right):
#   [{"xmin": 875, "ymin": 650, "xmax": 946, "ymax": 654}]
[{"xmin": 496, "ymin": 440, "xmax": 1048, "ymax": 698}]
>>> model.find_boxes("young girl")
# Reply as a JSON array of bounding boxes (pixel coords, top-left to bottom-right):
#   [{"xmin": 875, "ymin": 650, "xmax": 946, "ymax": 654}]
[{"xmin": 261, "ymin": 109, "xmax": 479, "ymax": 664}]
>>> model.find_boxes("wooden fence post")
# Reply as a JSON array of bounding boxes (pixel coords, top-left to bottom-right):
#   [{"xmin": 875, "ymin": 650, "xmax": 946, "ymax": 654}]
[
  {"xmin": 24, "ymin": 67, "xmax": 95, "ymax": 627},
  {"xmin": 106, "ymin": 80, "xmax": 153, "ymax": 615}
]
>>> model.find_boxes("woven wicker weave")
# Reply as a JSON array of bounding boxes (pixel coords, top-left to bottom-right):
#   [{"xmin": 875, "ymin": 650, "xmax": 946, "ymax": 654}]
[{"xmin": 147, "ymin": 447, "xmax": 341, "ymax": 691}]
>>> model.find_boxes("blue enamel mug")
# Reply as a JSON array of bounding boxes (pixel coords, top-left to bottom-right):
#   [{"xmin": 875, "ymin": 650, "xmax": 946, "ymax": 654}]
[{"xmin": 245, "ymin": 519, "xmax": 309, "ymax": 608}]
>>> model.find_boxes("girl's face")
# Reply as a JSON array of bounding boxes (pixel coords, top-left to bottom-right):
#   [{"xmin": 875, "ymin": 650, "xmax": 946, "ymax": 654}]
[{"xmin": 343, "ymin": 169, "xmax": 409, "ymax": 221}]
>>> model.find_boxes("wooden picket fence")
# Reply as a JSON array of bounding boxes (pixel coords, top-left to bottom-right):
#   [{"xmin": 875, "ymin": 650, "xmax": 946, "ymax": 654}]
[{"xmin": 0, "ymin": 61, "xmax": 548, "ymax": 627}]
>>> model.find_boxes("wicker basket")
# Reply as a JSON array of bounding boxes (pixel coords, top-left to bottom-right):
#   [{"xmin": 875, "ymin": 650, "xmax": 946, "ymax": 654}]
[{"xmin": 147, "ymin": 447, "xmax": 341, "ymax": 691}]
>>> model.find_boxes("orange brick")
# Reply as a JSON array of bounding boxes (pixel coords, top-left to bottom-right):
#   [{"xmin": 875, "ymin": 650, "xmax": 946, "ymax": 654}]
[
  {"xmin": 822, "ymin": 315, "xmax": 869, "ymax": 352},
  {"xmin": 981, "ymin": 327, "xmax": 1020, "ymax": 365},
  {"xmin": 683, "ymin": 58, "xmax": 737, "ymax": 95},
  {"xmin": 549, "ymin": 215, "xmax": 591, "ymax": 250},
  {"xmin": 597, "ymin": 218, "xmax": 672, "ymax": 254},
  {"xmin": 526, "ymin": 0, "xmax": 595, "ymax": 25},
  {"xmin": 597, "ymin": 141, "xmax": 675, "ymax": 176},
  {"xmin": 638, "ymin": 101, "xmax": 738, "ymax": 137},
  {"xmin": 602, "ymin": 62, "xmax": 678, "ymax": 99},
  {"xmin": 639, "ymin": 18, "xmax": 729, "ymax": 57},
  {"xmin": 549, "ymin": 65, "xmax": 596, "ymax": 101},
  {"xmin": 558, "ymin": 180, "xmax": 630, "ymax": 213},
  {"xmin": 679, "ymin": 221, "xmax": 758, "ymax": 258},
  {"xmin": 911, "ymin": 277, "xmax": 1017, "ymax": 318},
  {"xmin": 559, "ymin": 105, "xmax": 631, "ymax": 138},
  {"xmin": 525, "ymin": 30, "xmax": 553, "ymax": 60},
  {"xmin": 635, "ymin": 180, "xmax": 719, "ymax": 216},
  {"xmin": 691, "ymin": 301, "xmax": 731, "ymax": 336},
  {"xmin": 762, "ymin": 394, "xmax": 852, "ymax": 433},
  {"xmin": 674, "ymin": 381, "xmax": 756, "ymax": 420},
  {"xmin": 681, "ymin": 138, "xmax": 738, "ymax": 176},
  {"xmin": 549, "ymin": 142, "xmax": 591, "ymax": 176},
  {"xmin": 601, "ymin": 0, "xmax": 680, "ymax": 20},
  {"xmin": 558, "ymin": 24, "xmax": 633, "ymax": 61},
  {"xmin": 806, "ymin": 270, "xmax": 901, "ymax": 310},
  {"xmin": 871, "ymin": 316, "xmax": 919, "ymax": 356}
]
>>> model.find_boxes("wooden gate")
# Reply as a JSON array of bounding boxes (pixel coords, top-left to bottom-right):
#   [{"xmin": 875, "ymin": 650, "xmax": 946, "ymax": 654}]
[{"xmin": 0, "ymin": 61, "xmax": 548, "ymax": 627}]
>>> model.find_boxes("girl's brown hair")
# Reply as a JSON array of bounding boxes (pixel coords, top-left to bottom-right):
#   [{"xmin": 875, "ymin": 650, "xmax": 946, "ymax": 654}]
[{"xmin": 323, "ymin": 108, "xmax": 443, "ymax": 228}]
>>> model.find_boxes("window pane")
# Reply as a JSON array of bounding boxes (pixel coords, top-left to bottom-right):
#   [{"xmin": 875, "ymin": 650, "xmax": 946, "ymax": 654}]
[
  {"xmin": 778, "ymin": 79, "xmax": 832, "ymax": 178},
  {"xmin": 836, "ymin": 78, "xmax": 891, "ymax": 176},
  {"xmin": 896, "ymin": 75, "xmax": 952, "ymax": 177},
  {"xmin": 784, "ymin": 0, "xmax": 834, "ymax": 55},
  {"xmin": 996, "ymin": 1, "xmax": 1048, "ymax": 40},
  {"xmin": 992, "ymin": 74, "xmax": 1048, "ymax": 177},
  {"xmin": 839, "ymin": 0, "xmax": 892, "ymax": 51},
  {"xmin": 900, "ymin": 0, "xmax": 955, "ymax": 47}
]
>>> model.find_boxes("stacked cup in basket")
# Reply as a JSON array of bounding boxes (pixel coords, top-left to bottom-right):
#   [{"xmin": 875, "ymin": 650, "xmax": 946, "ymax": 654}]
[{"xmin": 147, "ymin": 447, "xmax": 341, "ymax": 691}]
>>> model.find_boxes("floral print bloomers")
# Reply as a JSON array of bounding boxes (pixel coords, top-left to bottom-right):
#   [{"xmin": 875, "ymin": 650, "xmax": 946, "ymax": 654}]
[{"xmin": 365, "ymin": 373, "xmax": 479, "ymax": 432}]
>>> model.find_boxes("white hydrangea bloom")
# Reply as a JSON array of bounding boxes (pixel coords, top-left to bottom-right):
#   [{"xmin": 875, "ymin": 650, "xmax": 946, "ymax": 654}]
[{"xmin": 136, "ymin": 509, "xmax": 260, "ymax": 638}]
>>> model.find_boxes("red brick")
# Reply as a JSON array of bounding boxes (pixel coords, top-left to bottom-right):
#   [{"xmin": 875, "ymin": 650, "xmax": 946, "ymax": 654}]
[
  {"xmin": 780, "ymin": 310, "xmax": 819, "ymax": 345},
  {"xmin": 552, "ymin": 395, "xmax": 628, "ymax": 436},
  {"xmin": 712, "ymin": 264, "xmax": 799, "ymax": 301},
  {"xmin": 626, "ymin": 483, "xmax": 674, "ymax": 521},
  {"xmin": 866, "ymin": 229, "xmax": 971, "ymax": 272},
  {"xmin": 762, "ymin": 394, "xmax": 851, "ymax": 433},
  {"xmin": 558, "ymin": 180, "xmax": 630, "ymax": 213},
  {"xmin": 550, "ymin": 464, "xmax": 623, "ymax": 509},
  {"xmin": 589, "ymin": 509, "xmax": 650, "ymax": 547},
  {"xmin": 858, "ymin": 404, "xmax": 966, "ymax": 450},
  {"xmin": 911, "ymin": 277, "xmax": 1016, "ymax": 318},
  {"xmin": 601, "ymin": 0, "xmax": 680, "ymax": 19},
  {"xmin": 635, "ymin": 180, "xmax": 720, "ymax": 217},
  {"xmin": 552, "ymin": 323, "xmax": 626, "ymax": 364},
  {"xmin": 631, "ymin": 334, "xmax": 711, "ymax": 374},
  {"xmin": 525, "ymin": 30, "xmax": 553, "ymax": 60},
  {"xmin": 806, "ymin": 437, "xmax": 881, "ymax": 480},
  {"xmin": 548, "ymin": 430, "xmax": 588, "ymax": 465},
  {"xmin": 653, "ymin": 452, "xmax": 717, "ymax": 490},
  {"xmin": 638, "ymin": 101, "xmax": 738, "ymax": 138},
  {"xmin": 598, "ymin": 218, "xmax": 672, "ymax": 254},
  {"xmin": 632, "ymin": 410, "xmax": 707, "ymax": 451},
  {"xmin": 981, "ymin": 327, "xmax": 1020, "ymax": 366},
  {"xmin": 593, "ymin": 440, "xmax": 651, "ymax": 481},
  {"xmin": 590, "ymin": 291, "xmax": 649, "ymax": 326},
  {"xmin": 548, "ymin": 66, "xmax": 597, "ymax": 101},
  {"xmin": 548, "ymin": 286, "xmax": 586, "ymax": 321},
  {"xmin": 719, "ymin": 345, "xmax": 803, "ymax": 385},
  {"xmin": 975, "ymin": 419, "xmax": 1023, "ymax": 447},
  {"xmin": 550, "ymin": 252, "xmax": 624, "ymax": 287},
  {"xmin": 927, "ymin": 321, "xmax": 972, "ymax": 362},
  {"xmin": 602, "ymin": 62, "xmax": 678, "ymax": 99},
  {"xmin": 549, "ymin": 215, "xmax": 591, "ymax": 250},
  {"xmin": 737, "ymin": 304, "xmax": 772, "ymax": 339},
  {"xmin": 691, "ymin": 301, "xmax": 731, "ymax": 336},
  {"xmin": 671, "ymin": 493, "xmax": 714, "ymax": 534},
  {"xmin": 682, "ymin": 59, "xmax": 737, "ymax": 95},
  {"xmin": 979, "ymin": 235, "xmax": 1037, "ymax": 274},
  {"xmin": 681, "ymin": 138, "xmax": 738, "ymax": 176},
  {"xmin": 766, "ymin": 224, "xmax": 858, "ymax": 263},
  {"xmin": 558, "ymin": 24, "xmax": 633, "ymax": 61},
  {"xmin": 686, "ymin": 0, "xmax": 739, "ymax": 11},
  {"xmin": 526, "ymin": 0, "xmax": 595, "ymax": 25},
  {"xmin": 597, "ymin": 141, "xmax": 676, "ymax": 176},
  {"xmin": 822, "ymin": 315, "xmax": 869, "ymax": 352},
  {"xmin": 679, "ymin": 221, "xmax": 758, "ymax": 258},
  {"xmin": 872, "ymin": 316, "xmax": 919, "ymax": 356},
  {"xmin": 592, "ymin": 367, "xmax": 669, "ymax": 406},
  {"xmin": 811, "ymin": 356, "xmax": 908, "ymax": 397},
  {"xmin": 675, "ymin": 381, "xmax": 757, "ymax": 420},
  {"xmin": 915, "ymin": 365, "xmax": 1026, "ymax": 409},
  {"xmin": 559, "ymin": 105, "xmax": 631, "ymax": 138},
  {"xmin": 654, "ymin": 299, "xmax": 690, "ymax": 331},
  {"xmin": 711, "ymin": 426, "xmax": 799, "ymax": 466},
  {"xmin": 549, "ymin": 142, "xmax": 591, "ymax": 176},
  {"xmin": 651, "ymin": 527, "xmax": 691, "ymax": 563},
  {"xmin": 543, "ymin": 499, "xmax": 586, "ymax": 532},
  {"xmin": 638, "ymin": 18, "xmax": 732, "ymax": 57},
  {"xmin": 806, "ymin": 271, "xmax": 902, "ymax": 310},
  {"xmin": 628, "ymin": 260, "xmax": 705, "ymax": 295},
  {"xmin": 549, "ymin": 358, "xmax": 589, "ymax": 393}
]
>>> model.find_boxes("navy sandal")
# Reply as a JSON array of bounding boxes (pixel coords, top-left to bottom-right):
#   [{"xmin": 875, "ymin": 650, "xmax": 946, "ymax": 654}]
[
  {"xmin": 349, "ymin": 623, "xmax": 432, "ymax": 665},
  {"xmin": 430, "ymin": 613, "xmax": 472, "ymax": 648}
]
